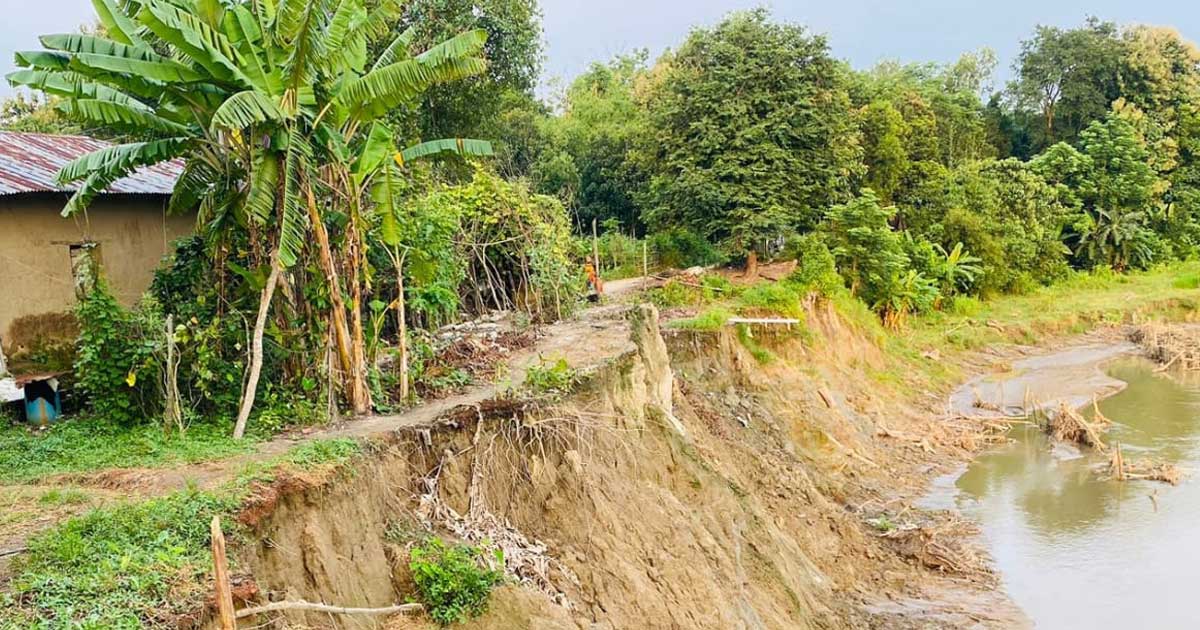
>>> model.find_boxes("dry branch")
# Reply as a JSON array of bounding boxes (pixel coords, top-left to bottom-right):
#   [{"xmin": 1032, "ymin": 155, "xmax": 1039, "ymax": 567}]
[{"xmin": 235, "ymin": 600, "xmax": 423, "ymax": 618}]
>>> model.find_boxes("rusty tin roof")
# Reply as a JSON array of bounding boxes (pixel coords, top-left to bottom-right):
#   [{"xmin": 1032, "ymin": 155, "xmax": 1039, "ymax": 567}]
[{"xmin": 0, "ymin": 131, "xmax": 182, "ymax": 196}]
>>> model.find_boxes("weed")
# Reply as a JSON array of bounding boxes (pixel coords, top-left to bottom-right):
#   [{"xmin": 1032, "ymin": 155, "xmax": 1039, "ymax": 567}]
[
  {"xmin": 409, "ymin": 537, "xmax": 504, "ymax": 626},
  {"xmin": 867, "ymin": 516, "xmax": 896, "ymax": 533},
  {"xmin": 524, "ymin": 356, "xmax": 578, "ymax": 394}
]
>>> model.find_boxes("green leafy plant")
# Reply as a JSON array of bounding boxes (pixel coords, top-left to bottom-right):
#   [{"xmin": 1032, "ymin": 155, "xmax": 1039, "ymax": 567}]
[
  {"xmin": 409, "ymin": 538, "xmax": 504, "ymax": 625},
  {"xmin": 74, "ymin": 281, "xmax": 163, "ymax": 425},
  {"xmin": 524, "ymin": 356, "xmax": 578, "ymax": 394}
]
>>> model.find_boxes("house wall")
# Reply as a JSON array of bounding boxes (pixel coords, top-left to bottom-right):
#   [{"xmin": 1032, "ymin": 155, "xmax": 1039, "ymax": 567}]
[{"xmin": 0, "ymin": 193, "xmax": 193, "ymax": 349}]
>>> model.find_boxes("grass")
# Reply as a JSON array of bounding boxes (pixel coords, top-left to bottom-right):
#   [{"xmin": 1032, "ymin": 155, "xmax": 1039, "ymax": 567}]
[
  {"xmin": 671, "ymin": 306, "xmax": 734, "ymax": 331},
  {"xmin": 38, "ymin": 487, "xmax": 90, "ymax": 506},
  {"xmin": 231, "ymin": 437, "xmax": 363, "ymax": 490},
  {"xmin": 905, "ymin": 262, "xmax": 1200, "ymax": 353},
  {"xmin": 0, "ymin": 417, "xmax": 257, "ymax": 484},
  {"xmin": 1, "ymin": 489, "xmax": 240, "ymax": 629},
  {"xmin": 1, "ymin": 437, "xmax": 363, "ymax": 630}
]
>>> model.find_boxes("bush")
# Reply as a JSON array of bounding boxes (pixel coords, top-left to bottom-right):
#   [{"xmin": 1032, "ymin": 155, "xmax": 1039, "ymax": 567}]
[
  {"xmin": 410, "ymin": 538, "xmax": 504, "ymax": 626},
  {"xmin": 648, "ymin": 229, "xmax": 726, "ymax": 269},
  {"xmin": 74, "ymin": 282, "xmax": 163, "ymax": 425},
  {"xmin": 785, "ymin": 234, "xmax": 843, "ymax": 296},
  {"xmin": 737, "ymin": 283, "xmax": 804, "ymax": 319}
]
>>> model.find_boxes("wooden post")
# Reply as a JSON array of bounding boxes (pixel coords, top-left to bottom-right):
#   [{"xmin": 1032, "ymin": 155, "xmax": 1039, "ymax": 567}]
[
  {"xmin": 591, "ymin": 218, "xmax": 601, "ymax": 278},
  {"xmin": 211, "ymin": 516, "xmax": 237, "ymax": 630},
  {"xmin": 642, "ymin": 241, "xmax": 648, "ymax": 291}
]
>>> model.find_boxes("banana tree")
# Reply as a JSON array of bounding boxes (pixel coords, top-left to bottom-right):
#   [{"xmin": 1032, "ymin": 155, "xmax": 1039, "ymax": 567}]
[{"xmin": 10, "ymin": 0, "xmax": 493, "ymax": 436}]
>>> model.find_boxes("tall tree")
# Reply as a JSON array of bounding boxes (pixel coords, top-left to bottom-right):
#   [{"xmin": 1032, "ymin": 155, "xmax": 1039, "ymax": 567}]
[
  {"xmin": 639, "ymin": 9, "xmax": 862, "ymax": 270},
  {"xmin": 390, "ymin": 0, "xmax": 543, "ymax": 141},
  {"xmin": 1011, "ymin": 18, "xmax": 1126, "ymax": 150}
]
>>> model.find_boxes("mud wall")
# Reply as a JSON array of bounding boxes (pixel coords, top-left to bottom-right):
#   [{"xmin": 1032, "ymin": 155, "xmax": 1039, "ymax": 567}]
[{"xmin": 0, "ymin": 193, "xmax": 193, "ymax": 350}]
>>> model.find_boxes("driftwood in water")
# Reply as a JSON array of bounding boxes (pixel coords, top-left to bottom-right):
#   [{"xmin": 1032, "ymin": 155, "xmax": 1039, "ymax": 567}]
[{"xmin": 1132, "ymin": 324, "xmax": 1200, "ymax": 371}]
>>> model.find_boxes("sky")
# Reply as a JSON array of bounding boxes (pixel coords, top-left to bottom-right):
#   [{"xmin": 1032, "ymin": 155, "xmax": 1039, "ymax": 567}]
[{"xmin": 2, "ymin": 0, "xmax": 1198, "ymax": 100}]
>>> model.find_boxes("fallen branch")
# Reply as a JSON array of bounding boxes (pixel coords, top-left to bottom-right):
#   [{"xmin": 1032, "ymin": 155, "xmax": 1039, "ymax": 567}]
[
  {"xmin": 235, "ymin": 600, "xmax": 423, "ymax": 618},
  {"xmin": 0, "ymin": 546, "xmax": 27, "ymax": 558}
]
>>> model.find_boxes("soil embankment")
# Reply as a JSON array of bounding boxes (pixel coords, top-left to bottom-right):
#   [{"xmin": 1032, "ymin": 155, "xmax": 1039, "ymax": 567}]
[{"xmin": 222, "ymin": 300, "xmax": 1026, "ymax": 629}]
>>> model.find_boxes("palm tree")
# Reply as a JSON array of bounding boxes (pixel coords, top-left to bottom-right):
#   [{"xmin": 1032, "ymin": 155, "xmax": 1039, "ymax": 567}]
[{"xmin": 10, "ymin": 0, "xmax": 493, "ymax": 437}]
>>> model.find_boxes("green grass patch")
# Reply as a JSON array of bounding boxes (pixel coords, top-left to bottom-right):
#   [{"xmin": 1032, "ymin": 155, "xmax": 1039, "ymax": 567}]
[
  {"xmin": 1, "ymin": 489, "xmax": 239, "ymax": 629},
  {"xmin": 38, "ymin": 487, "xmax": 91, "ymax": 506},
  {"xmin": 670, "ymin": 306, "xmax": 734, "ymax": 331},
  {"xmin": 231, "ymin": 437, "xmax": 363, "ymax": 489},
  {"xmin": 3, "ymin": 437, "xmax": 364, "ymax": 629},
  {"xmin": 736, "ymin": 282, "xmax": 805, "ymax": 319},
  {"xmin": 0, "ymin": 418, "xmax": 257, "ymax": 484}
]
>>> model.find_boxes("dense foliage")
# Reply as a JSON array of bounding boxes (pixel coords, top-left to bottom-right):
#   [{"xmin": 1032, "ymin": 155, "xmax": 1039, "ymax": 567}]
[
  {"xmin": 8, "ymin": 4, "xmax": 1200, "ymax": 422},
  {"xmin": 638, "ymin": 10, "xmax": 861, "ymax": 256}
]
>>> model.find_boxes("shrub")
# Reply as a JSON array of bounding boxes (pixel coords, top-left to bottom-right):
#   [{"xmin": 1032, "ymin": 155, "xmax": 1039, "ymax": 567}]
[
  {"xmin": 409, "ymin": 538, "xmax": 504, "ymax": 626},
  {"xmin": 785, "ymin": 234, "xmax": 843, "ymax": 296},
  {"xmin": 648, "ymin": 229, "xmax": 726, "ymax": 269},
  {"xmin": 74, "ymin": 281, "xmax": 163, "ymax": 425}
]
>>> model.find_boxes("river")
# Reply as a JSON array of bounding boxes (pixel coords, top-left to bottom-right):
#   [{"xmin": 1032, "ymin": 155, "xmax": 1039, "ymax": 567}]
[{"xmin": 926, "ymin": 348, "xmax": 1200, "ymax": 629}]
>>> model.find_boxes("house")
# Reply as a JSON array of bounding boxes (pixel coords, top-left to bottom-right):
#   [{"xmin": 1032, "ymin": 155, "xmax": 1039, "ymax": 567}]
[{"xmin": 0, "ymin": 131, "xmax": 191, "ymax": 359}]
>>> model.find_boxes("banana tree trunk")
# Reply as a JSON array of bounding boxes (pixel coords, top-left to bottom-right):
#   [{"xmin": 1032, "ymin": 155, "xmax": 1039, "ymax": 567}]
[
  {"xmin": 305, "ymin": 191, "xmax": 362, "ymax": 412},
  {"xmin": 233, "ymin": 256, "xmax": 282, "ymax": 439},
  {"xmin": 345, "ymin": 212, "xmax": 372, "ymax": 414}
]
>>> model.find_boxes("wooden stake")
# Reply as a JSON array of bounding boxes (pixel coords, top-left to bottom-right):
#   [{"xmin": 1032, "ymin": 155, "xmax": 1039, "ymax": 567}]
[
  {"xmin": 642, "ymin": 240, "xmax": 648, "ymax": 291},
  {"xmin": 211, "ymin": 516, "xmax": 236, "ymax": 630},
  {"xmin": 591, "ymin": 218, "xmax": 601, "ymax": 279}
]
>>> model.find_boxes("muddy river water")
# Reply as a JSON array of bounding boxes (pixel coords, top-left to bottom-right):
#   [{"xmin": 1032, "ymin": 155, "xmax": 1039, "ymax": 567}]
[{"xmin": 925, "ymin": 346, "xmax": 1200, "ymax": 629}]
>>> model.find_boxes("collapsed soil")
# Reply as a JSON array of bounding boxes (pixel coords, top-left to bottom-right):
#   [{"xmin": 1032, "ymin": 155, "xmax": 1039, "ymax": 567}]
[{"xmin": 211, "ymin": 300, "xmax": 1027, "ymax": 630}]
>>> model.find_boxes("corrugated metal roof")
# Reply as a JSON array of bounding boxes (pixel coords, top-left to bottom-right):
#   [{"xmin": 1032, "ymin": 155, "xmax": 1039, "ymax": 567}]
[{"xmin": 0, "ymin": 131, "xmax": 182, "ymax": 196}]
